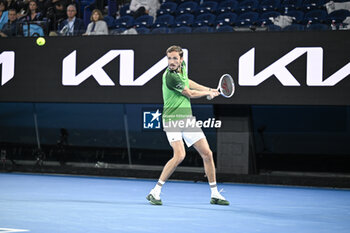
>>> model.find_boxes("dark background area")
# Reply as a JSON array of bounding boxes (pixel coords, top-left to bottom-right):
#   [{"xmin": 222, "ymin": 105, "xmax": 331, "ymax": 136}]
[
  {"xmin": 0, "ymin": 31, "xmax": 349, "ymax": 105},
  {"xmin": 1, "ymin": 31, "xmax": 350, "ymax": 188},
  {"xmin": 1, "ymin": 103, "xmax": 349, "ymax": 176}
]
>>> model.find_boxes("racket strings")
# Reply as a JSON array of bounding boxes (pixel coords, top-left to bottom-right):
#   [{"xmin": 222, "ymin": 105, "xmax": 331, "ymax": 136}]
[
  {"xmin": 221, "ymin": 77, "xmax": 233, "ymax": 96},
  {"xmin": 221, "ymin": 79, "xmax": 229, "ymax": 95}
]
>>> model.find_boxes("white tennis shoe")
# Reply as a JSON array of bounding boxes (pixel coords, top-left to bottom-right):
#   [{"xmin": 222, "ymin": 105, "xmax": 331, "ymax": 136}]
[
  {"xmin": 146, "ymin": 189, "xmax": 162, "ymax": 205},
  {"xmin": 210, "ymin": 189, "xmax": 229, "ymax": 205}
]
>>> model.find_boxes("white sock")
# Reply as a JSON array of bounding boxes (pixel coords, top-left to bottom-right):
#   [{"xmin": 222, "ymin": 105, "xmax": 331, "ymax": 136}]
[
  {"xmin": 209, "ymin": 182, "xmax": 219, "ymax": 196},
  {"xmin": 153, "ymin": 179, "xmax": 165, "ymax": 193}
]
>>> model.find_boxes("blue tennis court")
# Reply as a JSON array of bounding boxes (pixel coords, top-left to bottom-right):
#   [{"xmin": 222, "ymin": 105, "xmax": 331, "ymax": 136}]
[{"xmin": 1, "ymin": 173, "xmax": 349, "ymax": 233}]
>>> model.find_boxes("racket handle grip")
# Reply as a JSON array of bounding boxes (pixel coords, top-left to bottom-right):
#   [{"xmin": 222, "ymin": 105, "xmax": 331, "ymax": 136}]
[{"xmin": 206, "ymin": 95, "xmax": 213, "ymax": 100}]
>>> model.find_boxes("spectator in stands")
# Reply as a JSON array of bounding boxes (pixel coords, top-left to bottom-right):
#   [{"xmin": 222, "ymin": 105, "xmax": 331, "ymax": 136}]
[
  {"xmin": 58, "ymin": 4, "xmax": 85, "ymax": 36},
  {"xmin": 0, "ymin": 7, "xmax": 17, "ymax": 36},
  {"xmin": 325, "ymin": 1, "xmax": 350, "ymax": 14},
  {"xmin": 129, "ymin": 0, "xmax": 160, "ymax": 20},
  {"xmin": 0, "ymin": 0, "xmax": 8, "ymax": 30},
  {"xmin": 20, "ymin": 0, "xmax": 43, "ymax": 21},
  {"xmin": 6, "ymin": 0, "xmax": 20, "ymax": 13},
  {"xmin": 46, "ymin": 0, "xmax": 66, "ymax": 31},
  {"xmin": 43, "ymin": 0, "xmax": 62, "ymax": 15},
  {"xmin": 65, "ymin": 0, "xmax": 80, "ymax": 17},
  {"xmin": 16, "ymin": 0, "xmax": 30, "ymax": 19},
  {"xmin": 83, "ymin": 9, "xmax": 108, "ymax": 35}
]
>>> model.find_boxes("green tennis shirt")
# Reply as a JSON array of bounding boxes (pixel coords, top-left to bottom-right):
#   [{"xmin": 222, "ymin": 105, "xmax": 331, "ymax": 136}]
[{"xmin": 162, "ymin": 61, "xmax": 192, "ymax": 122}]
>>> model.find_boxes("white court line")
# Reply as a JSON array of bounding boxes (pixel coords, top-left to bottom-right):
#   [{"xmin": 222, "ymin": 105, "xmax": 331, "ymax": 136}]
[{"xmin": 0, "ymin": 228, "xmax": 29, "ymax": 233}]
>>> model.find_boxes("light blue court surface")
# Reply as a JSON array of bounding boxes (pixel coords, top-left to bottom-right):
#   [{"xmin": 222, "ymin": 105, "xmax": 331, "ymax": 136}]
[{"xmin": 1, "ymin": 173, "xmax": 350, "ymax": 233}]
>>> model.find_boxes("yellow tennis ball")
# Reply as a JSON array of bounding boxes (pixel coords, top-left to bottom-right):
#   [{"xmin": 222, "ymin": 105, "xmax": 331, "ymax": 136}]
[{"xmin": 36, "ymin": 37, "xmax": 46, "ymax": 46}]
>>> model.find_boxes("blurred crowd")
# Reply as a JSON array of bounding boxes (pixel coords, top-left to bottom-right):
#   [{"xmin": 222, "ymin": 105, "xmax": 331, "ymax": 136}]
[
  {"xmin": 0, "ymin": 0, "xmax": 147, "ymax": 37},
  {"xmin": 1, "ymin": 0, "xmax": 350, "ymax": 37}
]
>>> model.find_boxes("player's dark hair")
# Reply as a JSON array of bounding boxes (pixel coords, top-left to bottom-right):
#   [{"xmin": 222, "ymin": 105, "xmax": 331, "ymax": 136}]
[{"xmin": 166, "ymin": 45, "xmax": 183, "ymax": 58}]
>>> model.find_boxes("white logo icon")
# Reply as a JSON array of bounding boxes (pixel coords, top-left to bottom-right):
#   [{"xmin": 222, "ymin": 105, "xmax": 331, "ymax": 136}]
[
  {"xmin": 239, "ymin": 47, "xmax": 350, "ymax": 86},
  {"xmin": 0, "ymin": 51, "xmax": 15, "ymax": 86},
  {"xmin": 143, "ymin": 109, "xmax": 162, "ymax": 129},
  {"xmin": 62, "ymin": 49, "xmax": 188, "ymax": 86}
]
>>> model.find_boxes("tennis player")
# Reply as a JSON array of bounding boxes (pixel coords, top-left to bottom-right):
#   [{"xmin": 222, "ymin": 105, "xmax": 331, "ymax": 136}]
[{"xmin": 146, "ymin": 45, "xmax": 229, "ymax": 205}]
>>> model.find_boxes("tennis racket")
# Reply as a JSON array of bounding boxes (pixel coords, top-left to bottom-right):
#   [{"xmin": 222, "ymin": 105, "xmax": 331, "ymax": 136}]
[{"xmin": 207, "ymin": 74, "xmax": 235, "ymax": 100}]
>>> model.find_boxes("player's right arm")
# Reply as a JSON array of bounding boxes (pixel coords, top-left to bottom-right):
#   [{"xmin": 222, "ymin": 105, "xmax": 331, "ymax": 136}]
[
  {"xmin": 182, "ymin": 86, "xmax": 217, "ymax": 99},
  {"xmin": 166, "ymin": 72, "xmax": 218, "ymax": 99}
]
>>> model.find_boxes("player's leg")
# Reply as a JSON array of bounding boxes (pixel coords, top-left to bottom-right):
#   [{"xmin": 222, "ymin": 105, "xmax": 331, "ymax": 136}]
[
  {"xmin": 193, "ymin": 137, "xmax": 216, "ymax": 183},
  {"xmin": 159, "ymin": 140, "xmax": 186, "ymax": 182},
  {"xmin": 147, "ymin": 133, "xmax": 186, "ymax": 205},
  {"xmin": 193, "ymin": 137, "xmax": 229, "ymax": 205}
]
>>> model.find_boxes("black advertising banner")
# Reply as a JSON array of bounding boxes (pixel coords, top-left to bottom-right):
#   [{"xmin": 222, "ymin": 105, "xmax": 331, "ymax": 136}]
[{"xmin": 0, "ymin": 31, "xmax": 349, "ymax": 105}]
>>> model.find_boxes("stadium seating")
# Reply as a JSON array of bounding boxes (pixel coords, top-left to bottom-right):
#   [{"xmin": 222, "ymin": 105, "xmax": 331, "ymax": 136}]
[
  {"xmin": 194, "ymin": 13, "xmax": 217, "ymax": 27},
  {"xmin": 283, "ymin": 23, "xmax": 305, "ymax": 30},
  {"xmin": 302, "ymin": 0, "xmax": 327, "ymax": 11},
  {"xmin": 286, "ymin": 10, "xmax": 305, "ymax": 24},
  {"xmin": 120, "ymin": 4, "xmax": 132, "ymax": 17},
  {"xmin": 236, "ymin": 12, "xmax": 259, "ymax": 26},
  {"xmin": 326, "ymin": 9, "xmax": 350, "ymax": 24},
  {"xmin": 216, "ymin": 25, "xmax": 235, "ymax": 32},
  {"xmin": 303, "ymin": 9, "xmax": 328, "ymax": 24},
  {"xmin": 174, "ymin": 13, "xmax": 195, "ymax": 27},
  {"xmin": 193, "ymin": 26, "xmax": 215, "ymax": 33},
  {"xmin": 258, "ymin": 0, "xmax": 281, "ymax": 12},
  {"xmin": 136, "ymin": 27, "xmax": 151, "ymax": 34},
  {"xmin": 173, "ymin": 26, "xmax": 192, "ymax": 33},
  {"xmin": 151, "ymin": 27, "xmax": 172, "ymax": 34},
  {"xmin": 153, "ymin": 14, "xmax": 175, "ymax": 28},
  {"xmin": 108, "ymin": 0, "xmax": 118, "ymax": 17},
  {"xmin": 267, "ymin": 24, "xmax": 282, "ymax": 31},
  {"xmin": 104, "ymin": 15, "xmax": 116, "ymax": 29},
  {"xmin": 217, "ymin": 0, "xmax": 239, "ymax": 13},
  {"xmin": 258, "ymin": 11, "xmax": 281, "ymax": 25},
  {"xmin": 157, "ymin": 2, "xmax": 178, "ymax": 16},
  {"xmin": 215, "ymin": 12, "xmax": 238, "ymax": 26},
  {"xmin": 281, "ymin": 0, "xmax": 303, "ymax": 12},
  {"xmin": 173, "ymin": 0, "xmax": 201, "ymax": 3},
  {"xmin": 110, "ymin": 0, "xmax": 350, "ymax": 34},
  {"xmin": 206, "ymin": 0, "xmax": 222, "ymax": 3},
  {"xmin": 115, "ymin": 15, "xmax": 134, "ymax": 29},
  {"xmin": 83, "ymin": 7, "xmax": 92, "ymax": 28},
  {"xmin": 238, "ymin": 0, "xmax": 259, "ymax": 13},
  {"xmin": 197, "ymin": 1, "xmax": 219, "ymax": 14},
  {"xmin": 176, "ymin": 1, "xmax": 199, "ymax": 15},
  {"xmin": 305, "ymin": 23, "xmax": 330, "ymax": 30},
  {"xmin": 134, "ymin": 15, "xmax": 154, "ymax": 28},
  {"xmin": 80, "ymin": 0, "xmax": 94, "ymax": 19}
]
